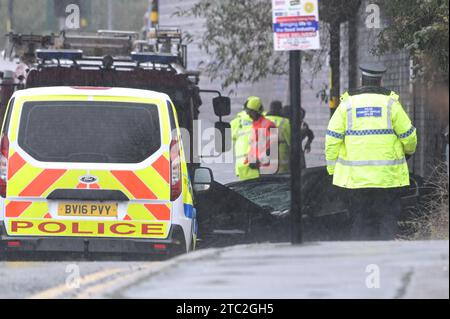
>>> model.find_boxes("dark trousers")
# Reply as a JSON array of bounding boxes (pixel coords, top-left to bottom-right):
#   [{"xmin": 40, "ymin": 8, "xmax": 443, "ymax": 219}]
[{"xmin": 345, "ymin": 188, "xmax": 403, "ymax": 240}]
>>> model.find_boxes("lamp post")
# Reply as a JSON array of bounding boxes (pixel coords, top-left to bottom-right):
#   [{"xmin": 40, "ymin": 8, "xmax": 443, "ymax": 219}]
[
  {"xmin": 319, "ymin": 0, "xmax": 362, "ymax": 117},
  {"xmin": 7, "ymin": 0, "xmax": 14, "ymax": 32},
  {"xmin": 150, "ymin": 0, "xmax": 159, "ymax": 28},
  {"xmin": 107, "ymin": 0, "xmax": 113, "ymax": 30},
  {"xmin": 289, "ymin": 51, "xmax": 303, "ymax": 244}
]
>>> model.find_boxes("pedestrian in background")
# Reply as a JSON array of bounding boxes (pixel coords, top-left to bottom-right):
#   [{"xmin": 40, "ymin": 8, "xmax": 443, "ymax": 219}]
[
  {"xmin": 283, "ymin": 105, "xmax": 315, "ymax": 169},
  {"xmin": 266, "ymin": 101, "xmax": 291, "ymax": 174}
]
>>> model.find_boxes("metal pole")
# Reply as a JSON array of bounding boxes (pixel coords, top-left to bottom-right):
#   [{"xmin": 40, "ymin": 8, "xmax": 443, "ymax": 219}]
[
  {"xmin": 151, "ymin": 0, "xmax": 159, "ymax": 28},
  {"xmin": 348, "ymin": 13, "xmax": 358, "ymax": 90},
  {"xmin": 329, "ymin": 20, "xmax": 341, "ymax": 117},
  {"xmin": 107, "ymin": 0, "xmax": 113, "ymax": 30},
  {"xmin": 7, "ymin": 0, "xmax": 14, "ymax": 32},
  {"xmin": 289, "ymin": 50, "xmax": 303, "ymax": 244}
]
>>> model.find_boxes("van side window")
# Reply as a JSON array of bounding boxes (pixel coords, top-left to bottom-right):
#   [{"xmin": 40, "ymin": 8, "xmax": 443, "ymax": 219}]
[{"xmin": 2, "ymin": 98, "xmax": 15, "ymax": 135}]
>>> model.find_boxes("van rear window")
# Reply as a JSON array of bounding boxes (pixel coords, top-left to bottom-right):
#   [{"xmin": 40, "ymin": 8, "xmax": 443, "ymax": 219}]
[{"xmin": 18, "ymin": 101, "xmax": 161, "ymax": 163}]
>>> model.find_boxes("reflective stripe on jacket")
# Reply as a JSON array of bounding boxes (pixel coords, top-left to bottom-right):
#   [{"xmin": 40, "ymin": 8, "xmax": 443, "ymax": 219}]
[
  {"xmin": 325, "ymin": 90, "xmax": 417, "ymax": 189},
  {"xmin": 245, "ymin": 116, "xmax": 276, "ymax": 166}
]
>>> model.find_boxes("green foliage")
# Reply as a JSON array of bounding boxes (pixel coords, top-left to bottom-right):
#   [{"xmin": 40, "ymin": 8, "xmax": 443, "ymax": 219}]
[
  {"xmin": 377, "ymin": 0, "xmax": 449, "ymax": 82},
  {"xmin": 175, "ymin": 0, "xmax": 360, "ymax": 90},
  {"xmin": 175, "ymin": 0, "xmax": 287, "ymax": 89}
]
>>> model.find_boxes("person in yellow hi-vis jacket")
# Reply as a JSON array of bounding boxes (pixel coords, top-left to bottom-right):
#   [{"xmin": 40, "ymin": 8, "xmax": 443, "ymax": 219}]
[
  {"xmin": 266, "ymin": 100, "xmax": 291, "ymax": 174},
  {"xmin": 231, "ymin": 98, "xmax": 257, "ymax": 179},
  {"xmin": 232, "ymin": 96, "xmax": 276, "ymax": 181},
  {"xmin": 325, "ymin": 64, "xmax": 417, "ymax": 240}
]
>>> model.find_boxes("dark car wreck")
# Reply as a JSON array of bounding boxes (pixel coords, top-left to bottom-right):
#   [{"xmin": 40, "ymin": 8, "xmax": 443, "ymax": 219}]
[{"xmin": 195, "ymin": 167, "xmax": 426, "ymax": 247}]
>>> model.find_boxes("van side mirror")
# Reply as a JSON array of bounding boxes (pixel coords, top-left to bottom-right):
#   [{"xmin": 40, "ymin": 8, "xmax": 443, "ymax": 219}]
[
  {"xmin": 213, "ymin": 96, "xmax": 231, "ymax": 117},
  {"xmin": 193, "ymin": 167, "xmax": 214, "ymax": 193},
  {"xmin": 215, "ymin": 121, "xmax": 232, "ymax": 153}
]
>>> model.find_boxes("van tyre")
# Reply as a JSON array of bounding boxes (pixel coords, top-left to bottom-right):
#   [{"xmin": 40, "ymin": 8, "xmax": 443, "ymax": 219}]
[
  {"xmin": 169, "ymin": 227, "xmax": 187, "ymax": 258},
  {"xmin": 189, "ymin": 236, "xmax": 195, "ymax": 252}
]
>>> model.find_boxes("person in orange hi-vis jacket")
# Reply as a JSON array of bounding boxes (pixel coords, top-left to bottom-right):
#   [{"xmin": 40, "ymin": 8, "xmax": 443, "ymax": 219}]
[{"xmin": 239, "ymin": 96, "xmax": 277, "ymax": 181}]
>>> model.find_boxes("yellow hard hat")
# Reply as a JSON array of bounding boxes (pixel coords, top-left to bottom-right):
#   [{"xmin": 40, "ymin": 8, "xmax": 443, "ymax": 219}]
[{"xmin": 245, "ymin": 96, "xmax": 263, "ymax": 113}]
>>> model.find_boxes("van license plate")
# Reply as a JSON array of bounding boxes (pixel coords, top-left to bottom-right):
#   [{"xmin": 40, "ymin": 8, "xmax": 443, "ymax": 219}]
[{"xmin": 58, "ymin": 203, "xmax": 118, "ymax": 217}]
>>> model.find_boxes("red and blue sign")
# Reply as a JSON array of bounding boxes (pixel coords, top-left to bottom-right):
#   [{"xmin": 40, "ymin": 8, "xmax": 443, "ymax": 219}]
[
  {"xmin": 273, "ymin": 16, "xmax": 319, "ymax": 33},
  {"xmin": 272, "ymin": 0, "xmax": 321, "ymax": 51}
]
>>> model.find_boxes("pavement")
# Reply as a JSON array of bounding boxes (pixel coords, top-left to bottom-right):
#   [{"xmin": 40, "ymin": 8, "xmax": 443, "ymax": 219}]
[
  {"xmin": 0, "ymin": 241, "xmax": 447, "ymax": 299},
  {"xmin": 99, "ymin": 240, "xmax": 449, "ymax": 299},
  {"xmin": 0, "ymin": 259, "xmax": 160, "ymax": 299}
]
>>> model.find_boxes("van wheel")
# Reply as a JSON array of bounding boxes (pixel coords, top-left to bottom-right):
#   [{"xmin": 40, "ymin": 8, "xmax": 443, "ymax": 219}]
[
  {"xmin": 189, "ymin": 235, "xmax": 196, "ymax": 252},
  {"xmin": 189, "ymin": 218, "xmax": 198, "ymax": 252},
  {"xmin": 169, "ymin": 228, "xmax": 187, "ymax": 258}
]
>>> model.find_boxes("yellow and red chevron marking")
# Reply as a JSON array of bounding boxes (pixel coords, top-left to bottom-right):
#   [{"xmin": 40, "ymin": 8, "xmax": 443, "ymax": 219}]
[
  {"xmin": 76, "ymin": 183, "xmax": 88, "ymax": 189},
  {"xmin": 5, "ymin": 201, "xmax": 31, "ymax": 218},
  {"xmin": 144, "ymin": 203, "xmax": 171, "ymax": 220},
  {"xmin": 151, "ymin": 155, "xmax": 170, "ymax": 183},
  {"xmin": 8, "ymin": 152, "xmax": 26, "ymax": 180},
  {"xmin": 108, "ymin": 153, "xmax": 170, "ymax": 200},
  {"xmin": 7, "ymin": 150, "xmax": 170, "ymax": 200},
  {"xmin": 111, "ymin": 170, "xmax": 157, "ymax": 199},
  {"xmin": 5, "ymin": 200, "xmax": 50, "ymax": 219},
  {"xmin": 6, "ymin": 151, "xmax": 75, "ymax": 198},
  {"xmin": 19, "ymin": 169, "xmax": 67, "ymax": 197},
  {"xmin": 125, "ymin": 203, "xmax": 171, "ymax": 221}
]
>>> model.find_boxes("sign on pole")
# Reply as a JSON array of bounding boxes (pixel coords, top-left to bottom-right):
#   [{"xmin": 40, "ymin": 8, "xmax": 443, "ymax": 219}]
[
  {"xmin": 272, "ymin": 0, "xmax": 320, "ymax": 51},
  {"xmin": 272, "ymin": 1, "xmax": 320, "ymax": 244}
]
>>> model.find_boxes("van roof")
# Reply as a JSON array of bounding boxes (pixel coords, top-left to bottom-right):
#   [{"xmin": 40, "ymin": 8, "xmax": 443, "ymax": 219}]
[{"xmin": 11, "ymin": 86, "xmax": 171, "ymax": 101}]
